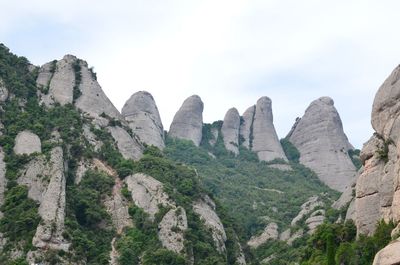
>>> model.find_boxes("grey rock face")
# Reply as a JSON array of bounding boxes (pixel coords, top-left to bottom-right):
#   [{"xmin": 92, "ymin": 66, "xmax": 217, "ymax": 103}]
[
  {"xmin": 288, "ymin": 97, "xmax": 356, "ymax": 192},
  {"xmin": 32, "ymin": 147, "xmax": 69, "ymax": 251},
  {"xmin": 0, "ymin": 79, "xmax": 9, "ymax": 102},
  {"xmin": 239, "ymin": 106, "xmax": 255, "ymax": 149},
  {"xmin": 247, "ymin": 223, "xmax": 279, "ymax": 248},
  {"xmin": 18, "ymin": 157, "xmax": 47, "ymax": 202},
  {"xmin": 193, "ymin": 195, "xmax": 227, "ymax": 254},
  {"xmin": 37, "ymin": 55, "xmax": 121, "ymax": 120},
  {"xmin": 291, "ymin": 196, "xmax": 324, "ymax": 226},
  {"xmin": 122, "ymin": 91, "xmax": 165, "ymax": 149},
  {"xmin": 158, "ymin": 207, "xmax": 188, "ymax": 253},
  {"xmin": 169, "ymin": 95, "xmax": 204, "ymax": 146},
  {"xmin": 373, "ymin": 239, "xmax": 400, "ymax": 265},
  {"xmin": 108, "ymin": 126, "xmax": 143, "ymax": 161},
  {"xmin": 252, "ymin": 97, "xmax": 287, "ymax": 161},
  {"xmin": 13, "ymin": 130, "xmax": 41, "ymax": 155},
  {"xmin": 221, "ymin": 108, "xmax": 241, "ymax": 155}
]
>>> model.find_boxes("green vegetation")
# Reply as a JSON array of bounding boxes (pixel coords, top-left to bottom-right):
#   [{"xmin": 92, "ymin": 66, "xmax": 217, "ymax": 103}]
[
  {"xmin": 72, "ymin": 59, "xmax": 82, "ymax": 103},
  {"xmin": 348, "ymin": 149, "xmax": 362, "ymax": 170},
  {"xmin": 65, "ymin": 170, "xmax": 115, "ymax": 264},
  {"xmin": 280, "ymin": 138, "xmax": 300, "ymax": 163}
]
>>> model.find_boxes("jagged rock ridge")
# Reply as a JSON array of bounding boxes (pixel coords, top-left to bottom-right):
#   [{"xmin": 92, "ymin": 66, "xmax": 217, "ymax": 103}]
[{"xmin": 287, "ymin": 97, "xmax": 357, "ymax": 192}]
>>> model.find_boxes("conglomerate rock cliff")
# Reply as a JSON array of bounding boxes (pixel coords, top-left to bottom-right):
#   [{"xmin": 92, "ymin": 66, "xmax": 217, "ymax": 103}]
[{"xmin": 287, "ymin": 97, "xmax": 357, "ymax": 192}]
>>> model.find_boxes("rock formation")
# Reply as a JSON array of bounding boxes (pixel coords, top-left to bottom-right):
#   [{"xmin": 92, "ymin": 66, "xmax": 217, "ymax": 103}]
[
  {"xmin": 32, "ymin": 147, "xmax": 69, "ymax": 251},
  {"xmin": 239, "ymin": 106, "xmax": 255, "ymax": 149},
  {"xmin": 107, "ymin": 126, "xmax": 143, "ymax": 161},
  {"xmin": 373, "ymin": 239, "xmax": 400, "ymax": 265},
  {"xmin": 221, "ymin": 108, "xmax": 241, "ymax": 155},
  {"xmin": 193, "ymin": 195, "xmax": 227, "ymax": 254},
  {"xmin": 37, "ymin": 55, "xmax": 121, "ymax": 121},
  {"xmin": 252, "ymin": 97, "xmax": 287, "ymax": 161},
  {"xmin": 247, "ymin": 223, "xmax": 279, "ymax": 248},
  {"xmin": 0, "ymin": 78, "xmax": 8, "ymax": 102},
  {"xmin": 13, "ymin": 130, "xmax": 41, "ymax": 155},
  {"xmin": 0, "ymin": 149, "xmax": 5, "ymax": 217},
  {"xmin": 287, "ymin": 97, "xmax": 356, "ymax": 192},
  {"xmin": 169, "ymin": 95, "xmax": 203, "ymax": 146},
  {"xmin": 121, "ymin": 91, "xmax": 165, "ymax": 149},
  {"xmin": 158, "ymin": 207, "xmax": 188, "ymax": 253}
]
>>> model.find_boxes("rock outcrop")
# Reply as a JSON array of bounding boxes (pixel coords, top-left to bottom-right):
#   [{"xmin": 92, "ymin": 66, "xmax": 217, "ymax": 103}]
[
  {"xmin": 32, "ymin": 147, "xmax": 69, "ymax": 251},
  {"xmin": 125, "ymin": 173, "xmax": 188, "ymax": 253},
  {"xmin": 287, "ymin": 97, "xmax": 356, "ymax": 192},
  {"xmin": 239, "ymin": 106, "xmax": 255, "ymax": 149},
  {"xmin": 247, "ymin": 223, "xmax": 279, "ymax": 248},
  {"xmin": 13, "ymin": 130, "xmax": 41, "ymax": 155},
  {"xmin": 221, "ymin": 108, "xmax": 241, "ymax": 155},
  {"xmin": 0, "ymin": 78, "xmax": 8, "ymax": 102},
  {"xmin": 122, "ymin": 91, "xmax": 165, "ymax": 149},
  {"xmin": 351, "ymin": 65, "xmax": 400, "ymax": 238},
  {"xmin": 252, "ymin": 97, "xmax": 287, "ymax": 161},
  {"xmin": 291, "ymin": 196, "xmax": 324, "ymax": 226},
  {"xmin": 169, "ymin": 95, "xmax": 203, "ymax": 146},
  {"xmin": 193, "ymin": 195, "xmax": 227, "ymax": 254},
  {"xmin": 373, "ymin": 239, "xmax": 400, "ymax": 265},
  {"xmin": 37, "ymin": 55, "xmax": 121, "ymax": 120},
  {"xmin": 107, "ymin": 126, "xmax": 143, "ymax": 161}
]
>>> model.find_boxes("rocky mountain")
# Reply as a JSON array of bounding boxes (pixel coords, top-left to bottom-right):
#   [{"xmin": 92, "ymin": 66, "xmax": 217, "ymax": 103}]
[
  {"xmin": 1, "ymin": 43, "xmax": 398, "ymax": 265},
  {"xmin": 287, "ymin": 97, "xmax": 357, "ymax": 192}
]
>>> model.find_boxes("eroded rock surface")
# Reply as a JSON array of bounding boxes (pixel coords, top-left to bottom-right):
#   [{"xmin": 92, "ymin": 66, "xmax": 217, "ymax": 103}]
[
  {"xmin": 252, "ymin": 97, "xmax": 287, "ymax": 161},
  {"xmin": 169, "ymin": 95, "xmax": 204, "ymax": 146},
  {"xmin": 13, "ymin": 130, "xmax": 41, "ymax": 155},
  {"xmin": 122, "ymin": 91, "xmax": 165, "ymax": 149},
  {"xmin": 32, "ymin": 147, "xmax": 69, "ymax": 251},
  {"xmin": 288, "ymin": 97, "xmax": 356, "ymax": 192},
  {"xmin": 373, "ymin": 239, "xmax": 400, "ymax": 265},
  {"xmin": 239, "ymin": 105, "xmax": 255, "ymax": 149},
  {"xmin": 0, "ymin": 78, "xmax": 9, "ymax": 102},
  {"xmin": 248, "ymin": 223, "xmax": 279, "ymax": 248},
  {"xmin": 158, "ymin": 207, "xmax": 188, "ymax": 253},
  {"xmin": 291, "ymin": 196, "xmax": 323, "ymax": 226},
  {"xmin": 108, "ymin": 126, "xmax": 143, "ymax": 161},
  {"xmin": 221, "ymin": 108, "xmax": 240, "ymax": 155},
  {"xmin": 0, "ymin": 150, "xmax": 6, "ymax": 217},
  {"xmin": 193, "ymin": 195, "xmax": 227, "ymax": 253}
]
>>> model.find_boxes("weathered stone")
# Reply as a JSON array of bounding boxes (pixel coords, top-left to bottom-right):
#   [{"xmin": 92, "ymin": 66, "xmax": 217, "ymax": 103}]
[
  {"xmin": 122, "ymin": 91, "xmax": 165, "ymax": 149},
  {"xmin": 373, "ymin": 238, "xmax": 400, "ymax": 265},
  {"xmin": 221, "ymin": 108, "xmax": 240, "ymax": 155},
  {"xmin": 345, "ymin": 199, "xmax": 356, "ymax": 220},
  {"xmin": 104, "ymin": 175, "xmax": 133, "ymax": 234},
  {"xmin": 125, "ymin": 173, "xmax": 173, "ymax": 220},
  {"xmin": 247, "ymin": 223, "xmax": 279, "ymax": 248},
  {"xmin": 287, "ymin": 229, "xmax": 303, "ymax": 246},
  {"xmin": 291, "ymin": 196, "xmax": 323, "ymax": 226},
  {"xmin": 332, "ymin": 173, "xmax": 358, "ymax": 210},
  {"xmin": 36, "ymin": 61, "xmax": 54, "ymax": 92},
  {"xmin": 306, "ymin": 215, "xmax": 325, "ymax": 234},
  {"xmin": 288, "ymin": 97, "xmax": 356, "ymax": 192},
  {"xmin": 158, "ymin": 207, "xmax": 188, "ymax": 253},
  {"xmin": 83, "ymin": 124, "xmax": 103, "ymax": 151},
  {"xmin": 32, "ymin": 147, "xmax": 69, "ymax": 251},
  {"xmin": 209, "ymin": 127, "xmax": 219, "ymax": 147},
  {"xmin": 169, "ymin": 95, "xmax": 204, "ymax": 146},
  {"xmin": 193, "ymin": 195, "xmax": 227, "ymax": 253},
  {"xmin": 13, "ymin": 130, "xmax": 41, "ymax": 155},
  {"xmin": 239, "ymin": 105, "xmax": 255, "ymax": 149},
  {"xmin": 108, "ymin": 126, "xmax": 143, "ymax": 161},
  {"xmin": 0, "ymin": 79, "xmax": 8, "ymax": 102},
  {"xmin": 252, "ymin": 97, "xmax": 287, "ymax": 161},
  {"xmin": 18, "ymin": 157, "xmax": 47, "ymax": 202}
]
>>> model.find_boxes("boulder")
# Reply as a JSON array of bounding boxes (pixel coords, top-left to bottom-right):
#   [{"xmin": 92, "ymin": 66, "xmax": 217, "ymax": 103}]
[
  {"xmin": 13, "ymin": 130, "xmax": 41, "ymax": 155},
  {"xmin": 288, "ymin": 97, "xmax": 356, "ymax": 192},
  {"xmin": 169, "ymin": 95, "xmax": 204, "ymax": 146},
  {"xmin": 239, "ymin": 105, "xmax": 255, "ymax": 149},
  {"xmin": 108, "ymin": 126, "xmax": 143, "ymax": 161},
  {"xmin": 122, "ymin": 91, "xmax": 165, "ymax": 149},
  {"xmin": 373, "ymin": 239, "xmax": 400, "ymax": 265},
  {"xmin": 221, "ymin": 108, "xmax": 241, "ymax": 155},
  {"xmin": 252, "ymin": 97, "xmax": 287, "ymax": 161}
]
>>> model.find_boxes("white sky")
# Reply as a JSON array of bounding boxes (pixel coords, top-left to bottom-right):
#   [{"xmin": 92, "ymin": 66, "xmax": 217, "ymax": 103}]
[{"xmin": 2, "ymin": 0, "xmax": 400, "ymax": 148}]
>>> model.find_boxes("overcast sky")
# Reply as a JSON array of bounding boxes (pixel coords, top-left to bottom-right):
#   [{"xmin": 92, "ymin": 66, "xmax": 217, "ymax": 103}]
[{"xmin": 2, "ymin": 0, "xmax": 400, "ymax": 148}]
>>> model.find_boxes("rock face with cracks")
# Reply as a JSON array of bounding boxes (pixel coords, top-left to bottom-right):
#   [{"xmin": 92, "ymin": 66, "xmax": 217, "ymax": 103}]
[
  {"xmin": 288, "ymin": 97, "xmax": 356, "ymax": 192},
  {"xmin": 122, "ymin": 91, "xmax": 165, "ymax": 149},
  {"xmin": 13, "ymin": 130, "xmax": 41, "ymax": 155},
  {"xmin": 169, "ymin": 95, "xmax": 204, "ymax": 146}
]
